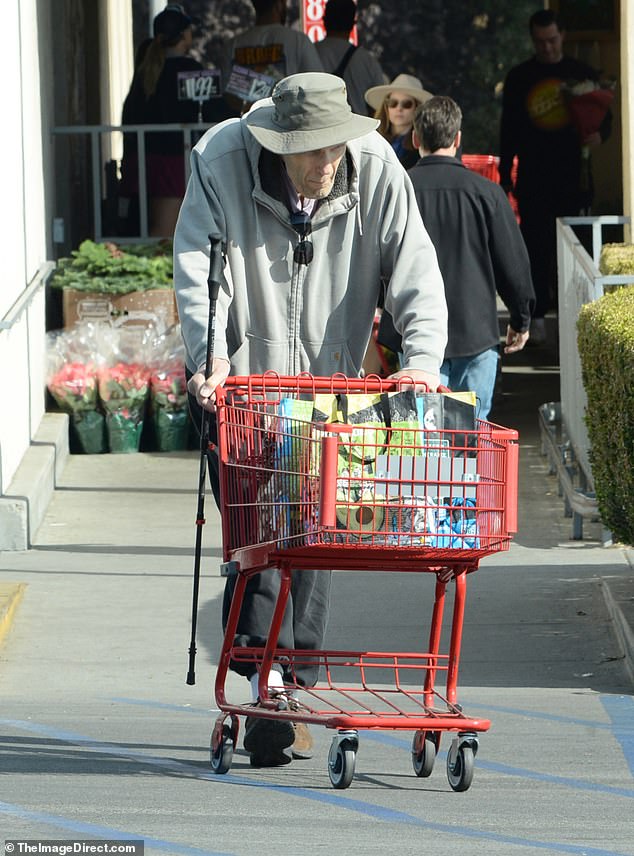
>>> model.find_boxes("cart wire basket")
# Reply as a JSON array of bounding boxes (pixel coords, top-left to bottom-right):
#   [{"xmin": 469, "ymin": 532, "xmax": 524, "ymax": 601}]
[{"xmin": 209, "ymin": 373, "xmax": 519, "ymax": 790}]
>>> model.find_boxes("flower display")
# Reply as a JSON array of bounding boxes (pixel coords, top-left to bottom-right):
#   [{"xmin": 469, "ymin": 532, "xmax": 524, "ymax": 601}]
[
  {"xmin": 46, "ymin": 327, "xmax": 107, "ymax": 454},
  {"xmin": 150, "ymin": 361, "xmax": 190, "ymax": 451},
  {"xmin": 45, "ymin": 322, "xmax": 190, "ymax": 454},
  {"xmin": 98, "ymin": 361, "xmax": 151, "ymax": 409},
  {"xmin": 47, "ymin": 361, "xmax": 98, "ymax": 413},
  {"xmin": 147, "ymin": 326, "xmax": 191, "ymax": 451},
  {"xmin": 150, "ymin": 363, "xmax": 188, "ymax": 412},
  {"xmin": 98, "ymin": 361, "xmax": 151, "ymax": 453}
]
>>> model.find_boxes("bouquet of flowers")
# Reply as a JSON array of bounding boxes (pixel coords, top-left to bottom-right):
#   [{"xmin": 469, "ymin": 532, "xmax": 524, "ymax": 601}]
[
  {"xmin": 46, "ymin": 325, "xmax": 106, "ymax": 453},
  {"xmin": 149, "ymin": 325, "xmax": 190, "ymax": 451},
  {"xmin": 561, "ymin": 77, "xmax": 615, "ymax": 202},
  {"xmin": 48, "ymin": 359, "xmax": 98, "ymax": 412},
  {"xmin": 561, "ymin": 78, "xmax": 615, "ymax": 142},
  {"xmin": 97, "ymin": 325, "xmax": 153, "ymax": 453}
]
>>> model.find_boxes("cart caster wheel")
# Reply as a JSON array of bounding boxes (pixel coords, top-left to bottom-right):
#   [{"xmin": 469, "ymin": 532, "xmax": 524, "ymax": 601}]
[
  {"xmin": 328, "ymin": 730, "xmax": 358, "ymax": 789},
  {"xmin": 446, "ymin": 744, "xmax": 474, "ymax": 792},
  {"xmin": 210, "ymin": 723, "xmax": 234, "ymax": 774},
  {"xmin": 412, "ymin": 730, "xmax": 438, "ymax": 778},
  {"xmin": 328, "ymin": 744, "xmax": 356, "ymax": 789}
]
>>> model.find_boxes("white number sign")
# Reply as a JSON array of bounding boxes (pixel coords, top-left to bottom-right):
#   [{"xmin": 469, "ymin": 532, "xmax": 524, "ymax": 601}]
[
  {"xmin": 177, "ymin": 70, "xmax": 221, "ymax": 102},
  {"xmin": 301, "ymin": 0, "xmax": 358, "ymax": 44}
]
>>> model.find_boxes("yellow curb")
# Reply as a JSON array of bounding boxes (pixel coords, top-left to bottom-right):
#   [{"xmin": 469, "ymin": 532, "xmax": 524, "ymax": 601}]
[{"xmin": 0, "ymin": 583, "xmax": 27, "ymax": 647}]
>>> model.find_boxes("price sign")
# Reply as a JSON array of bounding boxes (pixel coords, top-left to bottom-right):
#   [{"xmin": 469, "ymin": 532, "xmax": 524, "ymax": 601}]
[
  {"xmin": 301, "ymin": 0, "xmax": 358, "ymax": 44},
  {"xmin": 225, "ymin": 64, "xmax": 277, "ymax": 103},
  {"xmin": 177, "ymin": 69, "xmax": 221, "ymax": 102},
  {"xmin": 301, "ymin": 0, "xmax": 327, "ymax": 42}
]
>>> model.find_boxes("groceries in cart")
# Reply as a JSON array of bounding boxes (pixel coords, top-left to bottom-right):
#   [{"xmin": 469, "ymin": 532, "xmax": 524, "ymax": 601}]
[{"xmin": 250, "ymin": 385, "xmax": 487, "ymax": 550}]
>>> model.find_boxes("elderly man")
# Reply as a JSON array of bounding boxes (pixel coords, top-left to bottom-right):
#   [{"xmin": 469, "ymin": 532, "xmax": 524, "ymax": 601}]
[{"xmin": 174, "ymin": 72, "xmax": 447, "ymax": 768}]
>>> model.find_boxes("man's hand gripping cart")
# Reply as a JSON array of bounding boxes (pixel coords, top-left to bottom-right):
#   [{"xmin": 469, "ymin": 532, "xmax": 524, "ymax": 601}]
[{"xmin": 204, "ymin": 373, "xmax": 519, "ymax": 790}]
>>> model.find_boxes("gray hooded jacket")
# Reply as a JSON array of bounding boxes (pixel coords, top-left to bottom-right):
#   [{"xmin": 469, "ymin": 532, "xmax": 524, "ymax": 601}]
[{"xmin": 173, "ymin": 115, "xmax": 447, "ymax": 378}]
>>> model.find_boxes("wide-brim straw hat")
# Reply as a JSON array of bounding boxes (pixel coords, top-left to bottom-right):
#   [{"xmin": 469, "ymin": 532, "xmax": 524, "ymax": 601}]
[
  {"xmin": 364, "ymin": 74, "xmax": 433, "ymax": 111},
  {"xmin": 246, "ymin": 73, "xmax": 379, "ymax": 155}
]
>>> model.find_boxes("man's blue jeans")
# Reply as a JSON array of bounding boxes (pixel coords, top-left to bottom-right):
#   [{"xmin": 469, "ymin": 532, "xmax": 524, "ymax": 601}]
[{"xmin": 439, "ymin": 346, "xmax": 500, "ymax": 420}]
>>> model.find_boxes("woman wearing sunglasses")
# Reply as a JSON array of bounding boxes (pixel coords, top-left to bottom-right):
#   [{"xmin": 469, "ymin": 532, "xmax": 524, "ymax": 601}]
[{"xmin": 365, "ymin": 74, "xmax": 433, "ymax": 168}]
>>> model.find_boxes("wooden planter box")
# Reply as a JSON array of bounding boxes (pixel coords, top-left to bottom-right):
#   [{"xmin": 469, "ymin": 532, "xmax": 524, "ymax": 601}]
[{"xmin": 62, "ymin": 288, "xmax": 178, "ymax": 330}]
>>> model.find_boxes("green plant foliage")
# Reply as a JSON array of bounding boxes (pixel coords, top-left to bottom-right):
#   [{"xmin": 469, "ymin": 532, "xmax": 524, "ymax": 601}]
[
  {"xmin": 577, "ymin": 288, "xmax": 634, "ymax": 545},
  {"xmin": 599, "ymin": 243, "xmax": 634, "ymax": 275},
  {"xmin": 51, "ymin": 240, "xmax": 173, "ymax": 294}
]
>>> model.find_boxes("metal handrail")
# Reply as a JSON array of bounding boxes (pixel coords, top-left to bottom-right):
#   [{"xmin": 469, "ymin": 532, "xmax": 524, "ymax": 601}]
[
  {"xmin": 52, "ymin": 123, "xmax": 212, "ymax": 242},
  {"xmin": 557, "ymin": 215, "xmax": 633, "ymax": 483},
  {"xmin": 0, "ymin": 262, "xmax": 55, "ymax": 332}
]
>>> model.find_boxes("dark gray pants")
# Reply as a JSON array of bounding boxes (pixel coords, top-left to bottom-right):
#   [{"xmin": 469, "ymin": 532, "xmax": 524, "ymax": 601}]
[{"xmin": 188, "ymin": 380, "xmax": 331, "ymax": 687}]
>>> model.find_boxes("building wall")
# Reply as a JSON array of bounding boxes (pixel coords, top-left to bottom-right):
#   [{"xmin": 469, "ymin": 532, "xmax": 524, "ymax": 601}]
[{"xmin": 0, "ymin": 0, "xmax": 50, "ymax": 495}]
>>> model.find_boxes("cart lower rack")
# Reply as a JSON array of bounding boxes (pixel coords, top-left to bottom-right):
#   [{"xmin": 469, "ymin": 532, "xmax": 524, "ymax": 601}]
[{"xmin": 207, "ymin": 374, "xmax": 519, "ymax": 790}]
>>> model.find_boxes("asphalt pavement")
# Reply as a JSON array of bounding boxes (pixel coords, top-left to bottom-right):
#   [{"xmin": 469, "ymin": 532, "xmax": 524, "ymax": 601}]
[{"xmin": 1, "ymin": 316, "xmax": 633, "ymax": 856}]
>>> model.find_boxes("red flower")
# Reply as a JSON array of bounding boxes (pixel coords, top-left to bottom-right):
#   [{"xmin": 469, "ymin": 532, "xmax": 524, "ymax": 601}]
[
  {"xmin": 48, "ymin": 361, "xmax": 98, "ymax": 412},
  {"xmin": 150, "ymin": 362, "xmax": 188, "ymax": 412},
  {"xmin": 98, "ymin": 361, "xmax": 150, "ymax": 413}
]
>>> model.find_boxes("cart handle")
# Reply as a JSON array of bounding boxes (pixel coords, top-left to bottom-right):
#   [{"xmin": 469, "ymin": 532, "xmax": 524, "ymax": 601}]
[{"xmin": 215, "ymin": 372, "xmax": 442, "ymax": 404}]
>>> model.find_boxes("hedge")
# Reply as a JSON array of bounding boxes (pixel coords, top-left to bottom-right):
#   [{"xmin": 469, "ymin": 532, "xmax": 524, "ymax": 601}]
[
  {"xmin": 599, "ymin": 243, "xmax": 634, "ymax": 277},
  {"xmin": 577, "ymin": 287, "xmax": 634, "ymax": 545}
]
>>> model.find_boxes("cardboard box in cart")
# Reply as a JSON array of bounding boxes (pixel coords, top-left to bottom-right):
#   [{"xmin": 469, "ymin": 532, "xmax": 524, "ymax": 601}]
[{"xmin": 62, "ymin": 288, "xmax": 178, "ymax": 330}]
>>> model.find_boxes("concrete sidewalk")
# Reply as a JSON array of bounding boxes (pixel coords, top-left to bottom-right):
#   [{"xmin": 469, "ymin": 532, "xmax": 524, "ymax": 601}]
[{"xmin": 0, "ymin": 318, "xmax": 633, "ymax": 685}]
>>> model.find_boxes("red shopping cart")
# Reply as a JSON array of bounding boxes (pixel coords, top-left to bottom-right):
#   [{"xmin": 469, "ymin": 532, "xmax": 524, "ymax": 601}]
[
  {"xmin": 207, "ymin": 373, "xmax": 519, "ymax": 790},
  {"xmin": 462, "ymin": 153, "xmax": 520, "ymax": 222}
]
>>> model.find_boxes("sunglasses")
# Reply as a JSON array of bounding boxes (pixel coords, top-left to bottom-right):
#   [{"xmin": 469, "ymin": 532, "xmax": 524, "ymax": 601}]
[
  {"xmin": 291, "ymin": 211, "xmax": 314, "ymax": 266},
  {"xmin": 386, "ymin": 98, "xmax": 416, "ymax": 110}
]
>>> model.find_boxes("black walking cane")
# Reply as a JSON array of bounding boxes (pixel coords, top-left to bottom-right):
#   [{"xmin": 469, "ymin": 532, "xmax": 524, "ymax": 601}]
[{"xmin": 186, "ymin": 235, "xmax": 225, "ymax": 686}]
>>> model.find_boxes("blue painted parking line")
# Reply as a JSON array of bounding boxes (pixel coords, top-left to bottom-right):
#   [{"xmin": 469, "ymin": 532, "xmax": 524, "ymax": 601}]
[
  {"xmin": 109, "ymin": 696, "xmax": 218, "ymax": 716},
  {"xmin": 601, "ymin": 695, "xmax": 634, "ymax": 776},
  {"xmin": 1, "ymin": 718, "xmax": 633, "ymax": 856},
  {"xmin": 0, "ymin": 801, "xmax": 234, "ymax": 856},
  {"xmin": 459, "ymin": 699, "xmax": 625, "ymax": 732},
  {"xmin": 108, "ymin": 694, "xmax": 634, "ymax": 792},
  {"xmin": 363, "ymin": 730, "xmax": 634, "ymax": 797}
]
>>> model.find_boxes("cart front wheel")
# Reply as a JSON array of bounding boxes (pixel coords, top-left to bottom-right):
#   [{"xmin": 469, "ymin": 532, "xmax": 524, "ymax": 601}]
[
  {"xmin": 210, "ymin": 723, "xmax": 234, "ymax": 774},
  {"xmin": 447, "ymin": 745, "xmax": 474, "ymax": 791},
  {"xmin": 328, "ymin": 745, "xmax": 356, "ymax": 789},
  {"xmin": 412, "ymin": 730, "xmax": 438, "ymax": 778}
]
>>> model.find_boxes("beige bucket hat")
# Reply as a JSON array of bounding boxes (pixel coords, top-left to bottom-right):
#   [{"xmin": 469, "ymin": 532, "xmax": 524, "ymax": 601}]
[
  {"xmin": 246, "ymin": 73, "xmax": 379, "ymax": 155},
  {"xmin": 364, "ymin": 74, "xmax": 433, "ymax": 112}
]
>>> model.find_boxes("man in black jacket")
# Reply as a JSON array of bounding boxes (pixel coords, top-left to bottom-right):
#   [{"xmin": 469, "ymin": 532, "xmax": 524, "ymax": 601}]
[
  {"xmin": 499, "ymin": 9, "xmax": 611, "ymax": 343},
  {"xmin": 380, "ymin": 95, "xmax": 534, "ymax": 419}
]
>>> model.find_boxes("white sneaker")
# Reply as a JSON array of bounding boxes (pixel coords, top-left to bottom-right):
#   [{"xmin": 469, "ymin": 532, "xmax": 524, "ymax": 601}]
[{"xmin": 529, "ymin": 317, "xmax": 546, "ymax": 345}]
